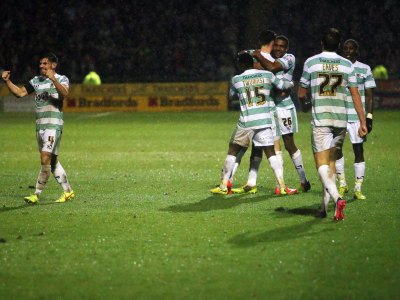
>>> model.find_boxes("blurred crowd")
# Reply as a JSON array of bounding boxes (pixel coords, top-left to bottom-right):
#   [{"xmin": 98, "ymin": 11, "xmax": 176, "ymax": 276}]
[{"xmin": 0, "ymin": 0, "xmax": 398, "ymax": 84}]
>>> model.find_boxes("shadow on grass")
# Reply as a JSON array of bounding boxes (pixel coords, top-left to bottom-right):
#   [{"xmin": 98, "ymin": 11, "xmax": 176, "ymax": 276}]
[
  {"xmin": 0, "ymin": 201, "xmax": 58, "ymax": 213},
  {"xmin": 228, "ymin": 218, "xmax": 334, "ymax": 247},
  {"xmin": 161, "ymin": 193, "xmax": 273, "ymax": 213}
]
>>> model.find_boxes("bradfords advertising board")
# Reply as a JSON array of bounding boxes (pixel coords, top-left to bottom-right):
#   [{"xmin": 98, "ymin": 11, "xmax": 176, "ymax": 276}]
[{"xmin": 63, "ymin": 82, "xmax": 229, "ymax": 112}]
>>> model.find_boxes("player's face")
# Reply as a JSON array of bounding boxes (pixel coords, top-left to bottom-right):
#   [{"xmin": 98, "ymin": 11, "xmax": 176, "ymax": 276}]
[
  {"xmin": 39, "ymin": 58, "xmax": 56, "ymax": 75},
  {"xmin": 342, "ymin": 42, "xmax": 357, "ymax": 62},
  {"xmin": 272, "ymin": 39, "xmax": 288, "ymax": 59}
]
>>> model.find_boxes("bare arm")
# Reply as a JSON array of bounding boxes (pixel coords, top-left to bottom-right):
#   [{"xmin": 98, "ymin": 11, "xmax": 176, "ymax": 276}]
[
  {"xmin": 365, "ymin": 88, "xmax": 374, "ymax": 115},
  {"xmin": 1, "ymin": 71, "xmax": 28, "ymax": 98},
  {"xmin": 349, "ymin": 86, "xmax": 368, "ymax": 137},
  {"xmin": 252, "ymin": 50, "xmax": 283, "ymax": 73},
  {"xmin": 297, "ymin": 86, "xmax": 311, "ymax": 112},
  {"xmin": 365, "ymin": 88, "xmax": 374, "ymax": 132}
]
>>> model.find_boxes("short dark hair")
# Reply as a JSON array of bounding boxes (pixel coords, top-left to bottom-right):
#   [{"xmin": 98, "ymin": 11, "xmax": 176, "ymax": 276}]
[
  {"xmin": 236, "ymin": 52, "xmax": 254, "ymax": 70},
  {"xmin": 258, "ymin": 30, "xmax": 276, "ymax": 47},
  {"xmin": 41, "ymin": 52, "xmax": 58, "ymax": 64},
  {"xmin": 275, "ymin": 35, "xmax": 289, "ymax": 48},
  {"xmin": 344, "ymin": 39, "xmax": 359, "ymax": 51},
  {"xmin": 322, "ymin": 28, "xmax": 341, "ymax": 51}
]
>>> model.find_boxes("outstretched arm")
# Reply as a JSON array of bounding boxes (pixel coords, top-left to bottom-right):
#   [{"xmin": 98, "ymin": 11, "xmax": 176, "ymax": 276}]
[{"xmin": 1, "ymin": 71, "xmax": 28, "ymax": 98}]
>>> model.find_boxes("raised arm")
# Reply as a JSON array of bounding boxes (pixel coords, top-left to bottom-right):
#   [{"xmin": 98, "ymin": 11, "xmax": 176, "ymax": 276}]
[{"xmin": 1, "ymin": 71, "xmax": 28, "ymax": 98}]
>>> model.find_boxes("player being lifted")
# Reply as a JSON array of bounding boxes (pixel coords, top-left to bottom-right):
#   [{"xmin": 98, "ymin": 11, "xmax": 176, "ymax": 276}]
[
  {"xmin": 1, "ymin": 53, "xmax": 75, "ymax": 204},
  {"xmin": 335, "ymin": 39, "xmax": 376, "ymax": 200},
  {"xmin": 210, "ymin": 52, "xmax": 294, "ymax": 195}
]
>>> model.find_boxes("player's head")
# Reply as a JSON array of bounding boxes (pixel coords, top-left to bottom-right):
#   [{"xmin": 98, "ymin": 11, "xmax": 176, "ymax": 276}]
[
  {"xmin": 236, "ymin": 52, "xmax": 254, "ymax": 72},
  {"xmin": 257, "ymin": 30, "xmax": 276, "ymax": 47},
  {"xmin": 321, "ymin": 28, "xmax": 341, "ymax": 52},
  {"xmin": 273, "ymin": 35, "xmax": 289, "ymax": 59},
  {"xmin": 342, "ymin": 39, "xmax": 359, "ymax": 62},
  {"xmin": 39, "ymin": 52, "xmax": 58, "ymax": 74}
]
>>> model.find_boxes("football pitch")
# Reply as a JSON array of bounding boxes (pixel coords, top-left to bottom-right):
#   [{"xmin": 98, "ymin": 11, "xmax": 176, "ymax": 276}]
[{"xmin": 1, "ymin": 110, "xmax": 399, "ymax": 299}]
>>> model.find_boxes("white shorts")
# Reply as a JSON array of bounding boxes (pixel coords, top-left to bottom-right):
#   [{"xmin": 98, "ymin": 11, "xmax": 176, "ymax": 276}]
[
  {"xmin": 36, "ymin": 129, "xmax": 62, "ymax": 155},
  {"xmin": 347, "ymin": 121, "xmax": 365, "ymax": 144},
  {"xmin": 311, "ymin": 126, "xmax": 346, "ymax": 153},
  {"xmin": 275, "ymin": 107, "xmax": 298, "ymax": 136},
  {"xmin": 231, "ymin": 126, "xmax": 274, "ymax": 148}
]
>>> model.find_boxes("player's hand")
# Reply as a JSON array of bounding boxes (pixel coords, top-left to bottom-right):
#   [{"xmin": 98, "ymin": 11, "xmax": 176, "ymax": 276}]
[
  {"xmin": 43, "ymin": 69, "xmax": 56, "ymax": 81},
  {"xmin": 358, "ymin": 124, "xmax": 368, "ymax": 138},
  {"xmin": 301, "ymin": 100, "xmax": 312, "ymax": 113},
  {"xmin": 2, "ymin": 70, "xmax": 10, "ymax": 81},
  {"xmin": 366, "ymin": 116, "xmax": 373, "ymax": 133}
]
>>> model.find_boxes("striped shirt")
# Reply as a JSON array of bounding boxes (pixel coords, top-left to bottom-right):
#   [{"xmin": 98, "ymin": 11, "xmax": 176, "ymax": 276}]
[
  {"xmin": 275, "ymin": 53, "xmax": 295, "ymax": 110},
  {"xmin": 229, "ymin": 69, "xmax": 293, "ymax": 129},
  {"xmin": 299, "ymin": 51, "xmax": 357, "ymax": 128},
  {"xmin": 27, "ymin": 74, "xmax": 69, "ymax": 131},
  {"xmin": 346, "ymin": 60, "xmax": 376, "ymax": 122}
]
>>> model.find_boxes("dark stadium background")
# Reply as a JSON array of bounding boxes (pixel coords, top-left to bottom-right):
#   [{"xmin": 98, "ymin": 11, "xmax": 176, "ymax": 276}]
[{"xmin": 0, "ymin": 0, "xmax": 398, "ymax": 83}]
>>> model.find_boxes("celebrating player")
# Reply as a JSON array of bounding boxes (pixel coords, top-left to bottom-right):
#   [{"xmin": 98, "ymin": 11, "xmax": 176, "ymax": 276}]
[
  {"xmin": 211, "ymin": 52, "xmax": 294, "ymax": 195},
  {"xmin": 1, "ymin": 53, "xmax": 75, "ymax": 204}
]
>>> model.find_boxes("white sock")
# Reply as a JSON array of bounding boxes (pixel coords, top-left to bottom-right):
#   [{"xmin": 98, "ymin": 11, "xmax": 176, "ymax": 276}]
[
  {"xmin": 318, "ymin": 164, "xmax": 340, "ymax": 202},
  {"xmin": 320, "ymin": 182, "xmax": 331, "ymax": 213},
  {"xmin": 291, "ymin": 150, "xmax": 307, "ymax": 183},
  {"xmin": 335, "ymin": 156, "xmax": 347, "ymax": 187},
  {"xmin": 247, "ymin": 156, "xmax": 262, "ymax": 187},
  {"xmin": 268, "ymin": 155, "xmax": 284, "ymax": 189},
  {"xmin": 221, "ymin": 155, "xmax": 236, "ymax": 189},
  {"xmin": 354, "ymin": 162, "xmax": 365, "ymax": 191},
  {"xmin": 35, "ymin": 165, "xmax": 51, "ymax": 195},
  {"xmin": 228, "ymin": 148, "xmax": 247, "ymax": 183},
  {"xmin": 274, "ymin": 151, "xmax": 283, "ymax": 187},
  {"xmin": 53, "ymin": 162, "xmax": 72, "ymax": 193}
]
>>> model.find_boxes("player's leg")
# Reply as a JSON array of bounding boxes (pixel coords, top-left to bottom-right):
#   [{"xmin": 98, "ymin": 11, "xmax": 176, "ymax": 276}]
[
  {"xmin": 24, "ymin": 130, "xmax": 51, "ymax": 204},
  {"xmin": 211, "ymin": 127, "xmax": 250, "ymax": 194},
  {"xmin": 335, "ymin": 147, "xmax": 348, "ymax": 197},
  {"xmin": 313, "ymin": 126, "xmax": 346, "ymax": 220},
  {"xmin": 272, "ymin": 109, "xmax": 299, "ymax": 194},
  {"xmin": 256, "ymin": 127, "xmax": 296, "ymax": 195},
  {"xmin": 211, "ymin": 143, "xmax": 244, "ymax": 194},
  {"xmin": 229, "ymin": 147, "xmax": 247, "ymax": 185},
  {"xmin": 347, "ymin": 121, "xmax": 366, "ymax": 199},
  {"xmin": 335, "ymin": 123, "xmax": 350, "ymax": 197},
  {"xmin": 231, "ymin": 144, "xmax": 262, "ymax": 194},
  {"xmin": 353, "ymin": 143, "xmax": 366, "ymax": 200},
  {"xmin": 282, "ymin": 133, "xmax": 311, "ymax": 192},
  {"xmin": 46, "ymin": 130, "xmax": 75, "ymax": 203},
  {"xmin": 317, "ymin": 181, "xmax": 330, "ymax": 218},
  {"xmin": 272, "ymin": 137, "xmax": 283, "ymax": 193}
]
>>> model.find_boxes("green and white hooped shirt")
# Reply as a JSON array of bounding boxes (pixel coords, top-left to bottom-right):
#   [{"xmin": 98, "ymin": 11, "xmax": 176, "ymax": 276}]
[{"xmin": 25, "ymin": 74, "xmax": 69, "ymax": 131}]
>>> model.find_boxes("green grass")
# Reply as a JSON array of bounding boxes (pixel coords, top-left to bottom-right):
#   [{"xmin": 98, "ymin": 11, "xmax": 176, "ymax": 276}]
[{"xmin": 0, "ymin": 110, "xmax": 399, "ymax": 299}]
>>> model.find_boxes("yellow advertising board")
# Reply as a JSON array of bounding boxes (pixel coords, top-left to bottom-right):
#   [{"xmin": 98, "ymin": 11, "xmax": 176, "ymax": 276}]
[{"xmin": 63, "ymin": 82, "xmax": 229, "ymax": 112}]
